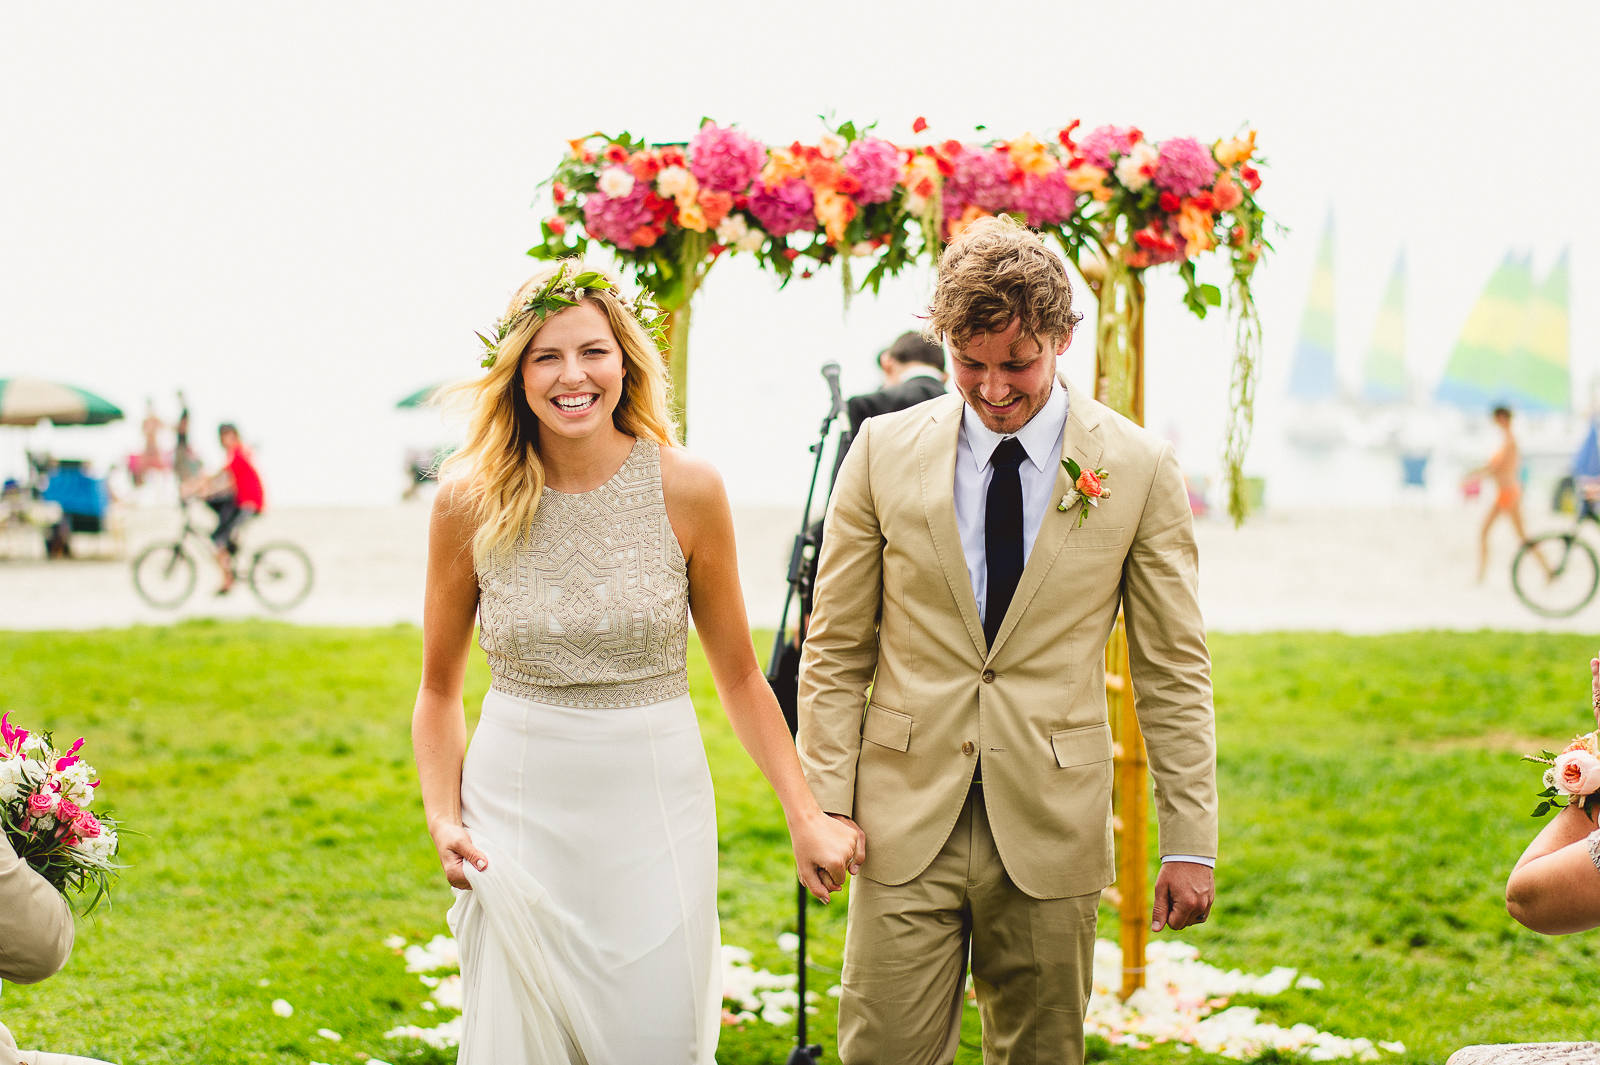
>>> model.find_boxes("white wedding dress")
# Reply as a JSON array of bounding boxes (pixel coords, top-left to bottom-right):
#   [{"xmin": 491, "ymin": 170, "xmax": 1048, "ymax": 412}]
[{"xmin": 448, "ymin": 439, "xmax": 720, "ymax": 1064}]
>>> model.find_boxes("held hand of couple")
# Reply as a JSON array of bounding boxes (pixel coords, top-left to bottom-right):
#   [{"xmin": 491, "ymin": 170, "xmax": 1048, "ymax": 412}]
[
  {"xmin": 432, "ymin": 821, "xmax": 489, "ymax": 890},
  {"xmin": 793, "ymin": 812, "xmax": 866, "ymax": 905},
  {"xmin": 1151, "ymin": 861, "xmax": 1215, "ymax": 932}
]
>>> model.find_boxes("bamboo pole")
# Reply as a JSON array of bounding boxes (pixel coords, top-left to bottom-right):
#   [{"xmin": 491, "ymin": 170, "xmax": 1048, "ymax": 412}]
[
  {"xmin": 1092, "ymin": 263, "xmax": 1150, "ymax": 998},
  {"xmin": 664, "ymin": 303, "xmax": 691, "ymax": 440}
]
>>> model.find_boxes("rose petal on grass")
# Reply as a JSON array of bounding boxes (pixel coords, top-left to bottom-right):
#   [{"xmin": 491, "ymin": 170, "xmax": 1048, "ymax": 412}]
[
  {"xmin": 315, "ymin": 1028, "xmax": 341, "ymax": 1041},
  {"xmin": 270, "ymin": 999, "xmax": 293, "ymax": 1018}
]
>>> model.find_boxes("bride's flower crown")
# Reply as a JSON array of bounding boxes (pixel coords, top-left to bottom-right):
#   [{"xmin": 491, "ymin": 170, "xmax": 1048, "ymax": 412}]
[{"xmin": 477, "ymin": 263, "xmax": 667, "ymax": 369}]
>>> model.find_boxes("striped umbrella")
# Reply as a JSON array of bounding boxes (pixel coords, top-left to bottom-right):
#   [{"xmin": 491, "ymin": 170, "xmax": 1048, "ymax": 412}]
[
  {"xmin": 396, "ymin": 383, "xmax": 444, "ymax": 409},
  {"xmin": 0, "ymin": 377, "xmax": 124, "ymax": 426}
]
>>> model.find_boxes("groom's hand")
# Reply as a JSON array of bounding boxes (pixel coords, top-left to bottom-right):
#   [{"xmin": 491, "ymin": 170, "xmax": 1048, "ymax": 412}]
[{"xmin": 1151, "ymin": 861, "xmax": 1214, "ymax": 932}]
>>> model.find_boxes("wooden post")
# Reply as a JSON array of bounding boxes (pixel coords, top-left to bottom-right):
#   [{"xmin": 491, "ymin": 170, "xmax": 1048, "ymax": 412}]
[
  {"xmin": 664, "ymin": 302, "xmax": 691, "ymax": 440},
  {"xmin": 1092, "ymin": 263, "xmax": 1150, "ymax": 998}
]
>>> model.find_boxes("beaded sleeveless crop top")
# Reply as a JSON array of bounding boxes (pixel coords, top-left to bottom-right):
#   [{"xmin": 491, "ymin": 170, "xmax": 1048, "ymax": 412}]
[{"xmin": 476, "ymin": 438, "xmax": 690, "ymax": 709}]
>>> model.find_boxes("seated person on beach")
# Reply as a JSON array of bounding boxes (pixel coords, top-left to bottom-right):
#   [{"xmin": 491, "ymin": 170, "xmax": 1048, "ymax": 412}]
[
  {"xmin": 1505, "ymin": 654, "xmax": 1600, "ymax": 935},
  {"xmin": 180, "ymin": 423, "xmax": 265, "ymax": 595}
]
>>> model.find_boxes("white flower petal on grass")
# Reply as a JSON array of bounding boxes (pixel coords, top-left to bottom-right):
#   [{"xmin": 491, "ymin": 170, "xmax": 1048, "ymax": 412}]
[
  {"xmin": 421, "ymin": 1001, "xmax": 437, "ymax": 1012},
  {"xmin": 257, "ymin": 978, "xmax": 270, "ymax": 988},
  {"xmin": 385, "ymin": 1016, "xmax": 463, "ymax": 1050},
  {"xmin": 1297, "ymin": 975, "xmax": 1325, "ymax": 990},
  {"xmin": 775, "ymin": 932, "xmax": 799, "ymax": 953},
  {"xmin": 315, "ymin": 1028, "xmax": 341, "ymax": 1042},
  {"xmin": 403, "ymin": 934, "xmax": 459, "ymax": 973},
  {"xmin": 271, "ymin": 999, "xmax": 293, "ymax": 1018},
  {"xmin": 382, "ymin": 934, "xmax": 406, "ymax": 951}
]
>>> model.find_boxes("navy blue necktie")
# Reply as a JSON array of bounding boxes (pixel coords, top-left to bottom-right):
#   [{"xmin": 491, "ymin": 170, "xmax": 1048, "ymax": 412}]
[{"xmin": 984, "ymin": 437, "xmax": 1027, "ymax": 647}]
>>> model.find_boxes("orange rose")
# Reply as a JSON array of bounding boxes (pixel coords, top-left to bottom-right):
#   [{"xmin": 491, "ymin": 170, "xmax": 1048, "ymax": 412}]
[
  {"xmin": 1214, "ymin": 130, "xmax": 1257, "ymax": 168},
  {"xmin": 1076, "ymin": 469, "xmax": 1103, "ymax": 497},
  {"xmin": 1065, "ymin": 164, "xmax": 1112, "ymax": 202},
  {"xmin": 946, "ymin": 204, "xmax": 991, "ymax": 241},
  {"xmin": 697, "ymin": 190, "xmax": 733, "ymax": 231},
  {"xmin": 1212, "ymin": 173, "xmax": 1243, "ymax": 211}
]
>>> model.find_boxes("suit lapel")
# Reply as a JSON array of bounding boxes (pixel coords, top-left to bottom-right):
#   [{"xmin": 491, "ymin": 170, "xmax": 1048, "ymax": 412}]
[
  {"xmin": 918, "ymin": 398, "xmax": 987, "ymax": 657},
  {"xmin": 988, "ymin": 379, "xmax": 1104, "ymax": 658}
]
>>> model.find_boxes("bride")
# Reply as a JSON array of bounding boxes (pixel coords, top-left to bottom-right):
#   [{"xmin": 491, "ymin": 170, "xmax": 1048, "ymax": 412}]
[{"xmin": 411, "ymin": 262, "xmax": 863, "ymax": 1063}]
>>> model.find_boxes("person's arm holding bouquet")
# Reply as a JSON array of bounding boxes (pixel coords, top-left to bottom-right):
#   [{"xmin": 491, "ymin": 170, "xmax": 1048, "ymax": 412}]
[{"xmin": 1506, "ymin": 656, "xmax": 1600, "ymax": 934}]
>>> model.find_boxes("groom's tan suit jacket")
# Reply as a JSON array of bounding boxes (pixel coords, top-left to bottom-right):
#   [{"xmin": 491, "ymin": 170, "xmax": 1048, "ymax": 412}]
[
  {"xmin": 799, "ymin": 378, "xmax": 1217, "ymax": 899},
  {"xmin": 0, "ymin": 835, "xmax": 75, "ymax": 1065}
]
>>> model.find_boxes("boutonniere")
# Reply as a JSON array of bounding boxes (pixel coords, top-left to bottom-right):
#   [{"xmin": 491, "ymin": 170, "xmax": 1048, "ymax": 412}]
[{"xmin": 1057, "ymin": 458, "xmax": 1110, "ymax": 527}]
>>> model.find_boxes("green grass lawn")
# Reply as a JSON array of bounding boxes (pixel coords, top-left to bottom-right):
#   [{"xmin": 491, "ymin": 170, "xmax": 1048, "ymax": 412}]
[{"xmin": 2, "ymin": 625, "xmax": 1600, "ymax": 1064}]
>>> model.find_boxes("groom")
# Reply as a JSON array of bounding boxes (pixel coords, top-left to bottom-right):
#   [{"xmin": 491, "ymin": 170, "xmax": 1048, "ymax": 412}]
[{"xmin": 798, "ymin": 216, "xmax": 1217, "ymax": 1064}]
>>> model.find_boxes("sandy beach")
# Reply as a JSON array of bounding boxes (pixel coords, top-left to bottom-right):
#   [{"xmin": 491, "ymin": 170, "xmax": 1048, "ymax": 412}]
[{"xmin": 2, "ymin": 498, "xmax": 1597, "ymax": 635}]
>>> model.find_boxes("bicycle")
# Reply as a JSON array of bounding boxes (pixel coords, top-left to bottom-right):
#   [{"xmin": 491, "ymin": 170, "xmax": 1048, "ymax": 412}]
[
  {"xmin": 1512, "ymin": 484, "xmax": 1600, "ymax": 618},
  {"xmin": 131, "ymin": 499, "xmax": 314, "ymax": 611}
]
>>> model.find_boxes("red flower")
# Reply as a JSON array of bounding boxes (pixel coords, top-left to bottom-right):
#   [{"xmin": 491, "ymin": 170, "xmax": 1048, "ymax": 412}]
[
  {"xmin": 835, "ymin": 172, "xmax": 862, "ymax": 196},
  {"xmin": 604, "ymin": 143, "xmax": 628, "ymax": 164},
  {"xmin": 630, "ymin": 225, "xmax": 660, "ymax": 248},
  {"xmin": 1057, "ymin": 119, "xmax": 1080, "ymax": 150},
  {"xmin": 801, "ymin": 269, "xmax": 814, "ymax": 279},
  {"xmin": 912, "ymin": 116, "xmax": 928, "ymax": 134},
  {"xmin": 659, "ymin": 146, "xmax": 686, "ymax": 168},
  {"xmin": 1189, "ymin": 191, "xmax": 1216, "ymax": 212},
  {"xmin": 709, "ymin": 243, "xmax": 727, "ymax": 257},
  {"xmin": 1240, "ymin": 165, "xmax": 1261, "ymax": 191},
  {"xmin": 782, "ymin": 248, "xmax": 801, "ymax": 261},
  {"xmin": 1158, "ymin": 191, "xmax": 1181, "ymax": 213},
  {"xmin": 551, "ymin": 181, "xmax": 568, "ymax": 205},
  {"xmin": 1230, "ymin": 225, "xmax": 1247, "ymax": 247},
  {"xmin": 546, "ymin": 216, "xmax": 567, "ymax": 236},
  {"xmin": 626, "ymin": 151, "xmax": 660, "ymax": 183}
]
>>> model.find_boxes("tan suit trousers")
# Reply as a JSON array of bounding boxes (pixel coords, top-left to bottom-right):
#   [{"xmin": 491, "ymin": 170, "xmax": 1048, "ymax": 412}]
[{"xmin": 838, "ymin": 784, "xmax": 1100, "ymax": 1065}]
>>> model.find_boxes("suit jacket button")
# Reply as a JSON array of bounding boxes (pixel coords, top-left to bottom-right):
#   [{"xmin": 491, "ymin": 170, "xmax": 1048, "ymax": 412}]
[
  {"xmin": 981, "ymin": 669, "xmax": 995, "ymax": 683},
  {"xmin": 961, "ymin": 741, "xmax": 975, "ymax": 755}
]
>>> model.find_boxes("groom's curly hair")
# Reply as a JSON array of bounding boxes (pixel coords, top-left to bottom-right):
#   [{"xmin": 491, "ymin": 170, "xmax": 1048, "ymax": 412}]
[{"xmin": 924, "ymin": 215, "xmax": 1083, "ymax": 353}]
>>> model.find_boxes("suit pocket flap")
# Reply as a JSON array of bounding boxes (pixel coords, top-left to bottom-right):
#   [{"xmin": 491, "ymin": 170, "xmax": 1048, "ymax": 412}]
[
  {"xmin": 862, "ymin": 703, "xmax": 912, "ymax": 752},
  {"xmin": 1065, "ymin": 525, "xmax": 1126, "ymax": 549},
  {"xmin": 1051, "ymin": 723, "xmax": 1112, "ymax": 768}
]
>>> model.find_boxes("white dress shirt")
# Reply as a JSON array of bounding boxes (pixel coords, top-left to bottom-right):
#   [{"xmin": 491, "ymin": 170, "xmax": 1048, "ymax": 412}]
[{"xmin": 953, "ymin": 382, "xmax": 1214, "ymax": 871}]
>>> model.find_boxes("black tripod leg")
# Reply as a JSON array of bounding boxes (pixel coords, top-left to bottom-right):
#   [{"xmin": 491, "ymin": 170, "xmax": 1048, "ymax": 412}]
[{"xmin": 784, "ymin": 881, "xmax": 823, "ymax": 1063}]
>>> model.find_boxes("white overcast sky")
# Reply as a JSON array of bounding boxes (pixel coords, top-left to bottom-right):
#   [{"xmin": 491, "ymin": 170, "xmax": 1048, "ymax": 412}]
[{"xmin": 3, "ymin": 1, "xmax": 1596, "ymax": 505}]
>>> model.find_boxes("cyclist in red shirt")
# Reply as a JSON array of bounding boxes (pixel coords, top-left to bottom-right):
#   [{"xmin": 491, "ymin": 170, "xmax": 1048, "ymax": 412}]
[{"xmin": 182, "ymin": 423, "xmax": 265, "ymax": 594}]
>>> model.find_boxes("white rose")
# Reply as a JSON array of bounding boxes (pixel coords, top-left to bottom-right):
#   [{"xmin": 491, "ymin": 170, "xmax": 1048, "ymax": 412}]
[
  {"xmin": 655, "ymin": 165, "xmax": 694, "ymax": 199},
  {"xmin": 735, "ymin": 228, "xmax": 766, "ymax": 254},
  {"xmin": 818, "ymin": 131, "xmax": 847, "ymax": 159},
  {"xmin": 0, "ymin": 759, "xmax": 24, "ymax": 803},
  {"xmin": 714, "ymin": 213, "xmax": 749, "ymax": 245},
  {"xmin": 1114, "ymin": 142, "xmax": 1158, "ymax": 191},
  {"xmin": 597, "ymin": 166, "xmax": 635, "ymax": 198}
]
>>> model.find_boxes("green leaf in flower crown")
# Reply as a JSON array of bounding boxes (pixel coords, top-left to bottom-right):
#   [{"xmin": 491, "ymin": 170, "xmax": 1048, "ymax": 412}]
[
  {"xmin": 476, "ymin": 332, "xmax": 495, "ymax": 349},
  {"xmin": 569, "ymin": 271, "xmax": 608, "ymax": 289},
  {"xmin": 1063, "ymin": 457, "xmax": 1082, "ymax": 480}
]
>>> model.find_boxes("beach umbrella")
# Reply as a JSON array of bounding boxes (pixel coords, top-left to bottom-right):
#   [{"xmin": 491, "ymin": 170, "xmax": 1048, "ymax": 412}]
[
  {"xmin": 396, "ymin": 384, "xmax": 444, "ymax": 409},
  {"xmin": 0, "ymin": 377, "xmax": 124, "ymax": 426}
]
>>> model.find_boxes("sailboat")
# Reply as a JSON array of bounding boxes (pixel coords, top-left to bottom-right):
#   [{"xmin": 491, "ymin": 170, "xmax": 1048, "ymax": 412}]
[{"xmin": 1284, "ymin": 213, "xmax": 1346, "ymax": 449}]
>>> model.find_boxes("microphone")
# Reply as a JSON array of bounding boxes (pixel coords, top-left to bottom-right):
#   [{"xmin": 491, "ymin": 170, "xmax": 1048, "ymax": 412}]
[{"xmin": 820, "ymin": 361, "xmax": 843, "ymax": 418}]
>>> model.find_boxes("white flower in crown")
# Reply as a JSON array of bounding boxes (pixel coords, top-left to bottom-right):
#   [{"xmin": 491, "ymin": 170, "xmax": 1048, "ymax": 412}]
[{"xmin": 597, "ymin": 166, "xmax": 635, "ymax": 198}]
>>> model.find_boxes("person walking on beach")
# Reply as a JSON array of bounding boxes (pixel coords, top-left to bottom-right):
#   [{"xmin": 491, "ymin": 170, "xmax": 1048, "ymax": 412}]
[
  {"xmin": 181, "ymin": 423, "xmax": 264, "ymax": 595},
  {"xmin": 799, "ymin": 216, "xmax": 1217, "ymax": 1065},
  {"xmin": 1466, "ymin": 405, "xmax": 1544, "ymax": 583},
  {"xmin": 410, "ymin": 261, "xmax": 860, "ymax": 1064}
]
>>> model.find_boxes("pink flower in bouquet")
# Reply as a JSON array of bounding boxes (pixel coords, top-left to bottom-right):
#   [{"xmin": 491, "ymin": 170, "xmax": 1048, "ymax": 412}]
[
  {"xmin": 1153, "ymin": 137, "xmax": 1219, "ymax": 200},
  {"xmin": 941, "ymin": 145, "xmax": 1011, "ymax": 225},
  {"xmin": 841, "ymin": 137, "xmax": 900, "ymax": 205},
  {"xmin": 1079, "ymin": 125, "xmax": 1139, "ymax": 169},
  {"xmin": 689, "ymin": 123, "xmax": 766, "ymax": 194},
  {"xmin": 582, "ymin": 183, "xmax": 656, "ymax": 250},
  {"xmin": 1553, "ymin": 749, "xmax": 1600, "ymax": 796},
  {"xmin": 26, "ymin": 791, "xmax": 56, "ymax": 817},
  {"xmin": 72, "ymin": 810, "xmax": 102, "ymax": 840},
  {"xmin": 56, "ymin": 798, "xmax": 81, "ymax": 823},
  {"xmin": 1011, "ymin": 168, "xmax": 1077, "ymax": 227},
  {"xmin": 747, "ymin": 177, "xmax": 815, "ymax": 238},
  {"xmin": 0, "ymin": 712, "xmax": 27, "ymax": 755}
]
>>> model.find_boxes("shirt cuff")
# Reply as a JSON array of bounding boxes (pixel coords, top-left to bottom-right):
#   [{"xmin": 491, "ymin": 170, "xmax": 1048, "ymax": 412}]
[{"xmin": 1160, "ymin": 854, "xmax": 1216, "ymax": 868}]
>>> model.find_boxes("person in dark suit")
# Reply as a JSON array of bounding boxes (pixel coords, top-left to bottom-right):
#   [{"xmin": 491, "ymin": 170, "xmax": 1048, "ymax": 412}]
[{"xmin": 836, "ymin": 331, "xmax": 948, "ymax": 472}]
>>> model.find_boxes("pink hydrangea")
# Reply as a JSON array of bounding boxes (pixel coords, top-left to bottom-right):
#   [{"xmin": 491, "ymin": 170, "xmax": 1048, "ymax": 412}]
[
  {"xmin": 841, "ymin": 137, "xmax": 901, "ymax": 205},
  {"xmin": 582, "ymin": 184, "xmax": 654, "ymax": 250},
  {"xmin": 940, "ymin": 144, "xmax": 1013, "ymax": 220},
  {"xmin": 689, "ymin": 123, "xmax": 766, "ymax": 194},
  {"xmin": 1011, "ymin": 169, "xmax": 1077, "ymax": 227},
  {"xmin": 1153, "ymin": 137, "xmax": 1218, "ymax": 199},
  {"xmin": 747, "ymin": 178, "xmax": 815, "ymax": 238},
  {"xmin": 1078, "ymin": 125, "xmax": 1137, "ymax": 169}
]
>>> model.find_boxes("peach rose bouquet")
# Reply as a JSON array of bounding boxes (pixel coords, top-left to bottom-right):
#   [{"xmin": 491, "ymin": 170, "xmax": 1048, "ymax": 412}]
[
  {"xmin": 1, "ymin": 712, "xmax": 122, "ymax": 911},
  {"xmin": 1525, "ymin": 730, "xmax": 1600, "ymax": 818}
]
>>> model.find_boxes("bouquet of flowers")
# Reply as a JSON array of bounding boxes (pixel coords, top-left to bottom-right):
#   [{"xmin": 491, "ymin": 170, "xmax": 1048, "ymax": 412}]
[
  {"xmin": 0, "ymin": 712, "xmax": 121, "ymax": 911},
  {"xmin": 1525, "ymin": 730, "xmax": 1600, "ymax": 817}
]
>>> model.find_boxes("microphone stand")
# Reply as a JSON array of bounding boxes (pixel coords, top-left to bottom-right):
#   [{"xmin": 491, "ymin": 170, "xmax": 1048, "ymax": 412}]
[{"xmin": 765, "ymin": 362, "xmax": 844, "ymax": 1065}]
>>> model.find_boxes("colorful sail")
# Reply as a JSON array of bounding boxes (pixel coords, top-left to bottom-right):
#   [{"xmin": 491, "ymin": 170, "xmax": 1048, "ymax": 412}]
[
  {"xmin": 1435, "ymin": 252, "xmax": 1531, "ymax": 412},
  {"xmin": 1360, "ymin": 252, "xmax": 1407, "ymax": 404},
  {"xmin": 1504, "ymin": 248, "xmax": 1570, "ymax": 413},
  {"xmin": 1288, "ymin": 213, "xmax": 1338, "ymax": 401}
]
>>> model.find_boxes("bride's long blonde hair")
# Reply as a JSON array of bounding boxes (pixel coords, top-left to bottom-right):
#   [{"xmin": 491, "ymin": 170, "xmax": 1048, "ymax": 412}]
[{"xmin": 440, "ymin": 261, "xmax": 678, "ymax": 564}]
